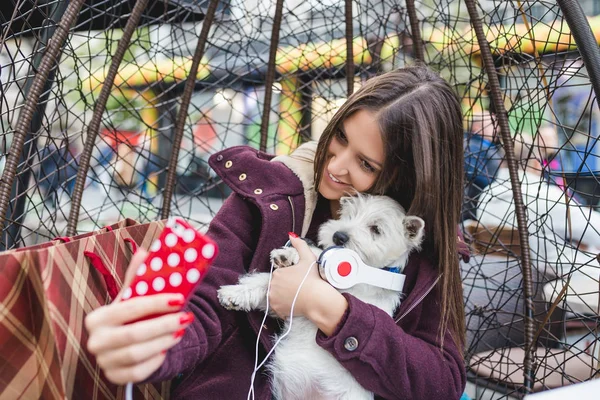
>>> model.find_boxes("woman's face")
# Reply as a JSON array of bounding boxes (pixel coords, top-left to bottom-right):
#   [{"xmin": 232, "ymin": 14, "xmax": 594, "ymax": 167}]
[{"xmin": 319, "ymin": 109, "xmax": 385, "ymax": 200}]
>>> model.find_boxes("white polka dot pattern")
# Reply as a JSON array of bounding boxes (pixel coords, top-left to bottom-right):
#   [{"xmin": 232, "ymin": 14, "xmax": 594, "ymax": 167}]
[
  {"xmin": 150, "ymin": 257, "xmax": 163, "ymax": 271},
  {"xmin": 170, "ymin": 272, "xmax": 182, "ymax": 287},
  {"xmin": 122, "ymin": 217, "xmax": 217, "ymax": 306},
  {"xmin": 165, "ymin": 233, "xmax": 178, "ymax": 247},
  {"xmin": 184, "ymin": 248, "xmax": 198, "ymax": 263},
  {"xmin": 136, "ymin": 281, "xmax": 148, "ymax": 295},
  {"xmin": 167, "ymin": 253, "xmax": 181, "ymax": 267},
  {"xmin": 153, "ymin": 277, "xmax": 166, "ymax": 292},
  {"xmin": 187, "ymin": 268, "xmax": 200, "ymax": 283},
  {"xmin": 150, "ymin": 239, "xmax": 161, "ymax": 252},
  {"xmin": 202, "ymin": 243, "xmax": 216, "ymax": 259},
  {"xmin": 182, "ymin": 229, "xmax": 195, "ymax": 243}
]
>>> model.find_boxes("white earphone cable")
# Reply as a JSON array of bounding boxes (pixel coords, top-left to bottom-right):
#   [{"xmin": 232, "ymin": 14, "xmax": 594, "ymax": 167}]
[
  {"xmin": 247, "ymin": 260, "xmax": 317, "ymax": 400},
  {"xmin": 247, "ymin": 260, "xmax": 276, "ymax": 400},
  {"xmin": 125, "ymin": 382, "xmax": 133, "ymax": 400}
]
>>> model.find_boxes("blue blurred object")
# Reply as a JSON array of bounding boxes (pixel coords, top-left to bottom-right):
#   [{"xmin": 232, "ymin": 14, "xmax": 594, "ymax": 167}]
[
  {"xmin": 460, "ymin": 393, "xmax": 472, "ymax": 400},
  {"xmin": 36, "ymin": 143, "xmax": 78, "ymax": 206},
  {"xmin": 462, "ymin": 133, "xmax": 503, "ymax": 221},
  {"xmin": 464, "ymin": 133, "xmax": 502, "ymax": 189}
]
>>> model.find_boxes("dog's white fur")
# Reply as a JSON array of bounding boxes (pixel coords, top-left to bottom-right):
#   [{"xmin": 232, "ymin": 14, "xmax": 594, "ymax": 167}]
[{"xmin": 217, "ymin": 194, "xmax": 425, "ymax": 400}]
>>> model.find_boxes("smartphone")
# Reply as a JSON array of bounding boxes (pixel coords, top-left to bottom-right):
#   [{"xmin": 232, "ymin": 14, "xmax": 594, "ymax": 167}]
[{"xmin": 121, "ymin": 217, "xmax": 218, "ymax": 315}]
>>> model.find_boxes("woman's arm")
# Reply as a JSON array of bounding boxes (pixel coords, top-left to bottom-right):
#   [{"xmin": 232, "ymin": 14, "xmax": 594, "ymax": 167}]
[
  {"xmin": 86, "ymin": 193, "xmax": 261, "ymax": 384},
  {"xmin": 146, "ymin": 193, "xmax": 262, "ymax": 382},
  {"xmin": 315, "ymin": 291, "xmax": 465, "ymax": 400},
  {"xmin": 269, "ymin": 237, "xmax": 465, "ymax": 400}
]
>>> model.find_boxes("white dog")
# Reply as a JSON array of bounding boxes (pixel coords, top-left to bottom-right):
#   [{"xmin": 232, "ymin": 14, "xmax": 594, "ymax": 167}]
[{"xmin": 217, "ymin": 194, "xmax": 425, "ymax": 400}]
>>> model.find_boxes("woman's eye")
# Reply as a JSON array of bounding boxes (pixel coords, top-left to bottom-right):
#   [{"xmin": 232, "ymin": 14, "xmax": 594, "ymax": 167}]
[
  {"xmin": 370, "ymin": 225, "xmax": 381, "ymax": 235},
  {"xmin": 335, "ymin": 129, "xmax": 347, "ymax": 142},
  {"xmin": 360, "ymin": 159, "xmax": 376, "ymax": 173}
]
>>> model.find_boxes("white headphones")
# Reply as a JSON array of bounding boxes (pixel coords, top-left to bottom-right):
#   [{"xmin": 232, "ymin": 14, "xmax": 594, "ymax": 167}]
[{"xmin": 317, "ymin": 246, "xmax": 406, "ymax": 292}]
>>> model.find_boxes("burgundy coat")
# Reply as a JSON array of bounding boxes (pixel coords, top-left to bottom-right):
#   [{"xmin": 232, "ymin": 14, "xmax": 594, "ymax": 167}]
[{"xmin": 147, "ymin": 145, "xmax": 467, "ymax": 399}]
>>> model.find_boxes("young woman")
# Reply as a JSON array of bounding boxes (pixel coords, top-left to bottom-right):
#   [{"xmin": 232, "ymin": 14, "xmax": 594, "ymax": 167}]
[{"xmin": 85, "ymin": 65, "xmax": 468, "ymax": 399}]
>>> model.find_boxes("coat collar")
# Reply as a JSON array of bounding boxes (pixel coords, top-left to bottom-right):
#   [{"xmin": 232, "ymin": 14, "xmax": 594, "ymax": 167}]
[
  {"xmin": 208, "ymin": 145, "xmax": 303, "ymax": 197},
  {"xmin": 209, "ymin": 141, "xmax": 319, "ymax": 236},
  {"xmin": 271, "ymin": 141, "xmax": 318, "ymax": 236}
]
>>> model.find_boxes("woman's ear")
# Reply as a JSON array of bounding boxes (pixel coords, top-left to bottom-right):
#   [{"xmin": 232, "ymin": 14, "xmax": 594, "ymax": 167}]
[{"xmin": 403, "ymin": 216, "xmax": 425, "ymax": 246}]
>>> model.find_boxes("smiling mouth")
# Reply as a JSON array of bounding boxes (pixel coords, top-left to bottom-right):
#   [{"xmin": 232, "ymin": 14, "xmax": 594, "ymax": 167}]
[{"xmin": 328, "ymin": 172, "xmax": 347, "ymax": 185}]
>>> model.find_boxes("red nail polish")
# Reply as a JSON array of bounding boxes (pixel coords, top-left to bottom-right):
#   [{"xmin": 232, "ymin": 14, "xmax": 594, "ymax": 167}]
[
  {"xmin": 174, "ymin": 329, "xmax": 185, "ymax": 339},
  {"xmin": 168, "ymin": 296, "xmax": 185, "ymax": 307},
  {"xmin": 288, "ymin": 232, "xmax": 299, "ymax": 238},
  {"xmin": 161, "ymin": 350, "xmax": 167, "ymax": 355},
  {"xmin": 179, "ymin": 312, "xmax": 194, "ymax": 325}
]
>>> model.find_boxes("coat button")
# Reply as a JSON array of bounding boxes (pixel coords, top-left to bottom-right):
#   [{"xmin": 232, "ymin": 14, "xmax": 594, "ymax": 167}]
[
  {"xmin": 254, "ymin": 188, "xmax": 263, "ymax": 195},
  {"xmin": 344, "ymin": 336, "xmax": 359, "ymax": 351},
  {"xmin": 239, "ymin": 173, "xmax": 247, "ymax": 181},
  {"xmin": 270, "ymin": 204, "xmax": 279, "ymax": 210},
  {"xmin": 225, "ymin": 160, "xmax": 233, "ymax": 168},
  {"xmin": 216, "ymin": 154, "xmax": 223, "ymax": 161}
]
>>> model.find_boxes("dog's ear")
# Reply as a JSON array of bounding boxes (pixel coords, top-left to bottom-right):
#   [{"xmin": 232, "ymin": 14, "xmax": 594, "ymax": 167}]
[{"xmin": 403, "ymin": 216, "xmax": 425, "ymax": 246}]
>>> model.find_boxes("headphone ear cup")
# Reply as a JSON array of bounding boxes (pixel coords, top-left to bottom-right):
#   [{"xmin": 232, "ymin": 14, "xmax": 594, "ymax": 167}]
[
  {"xmin": 319, "ymin": 247, "xmax": 406, "ymax": 292},
  {"xmin": 332, "ymin": 261, "xmax": 353, "ymax": 278},
  {"xmin": 318, "ymin": 248, "xmax": 360, "ymax": 290}
]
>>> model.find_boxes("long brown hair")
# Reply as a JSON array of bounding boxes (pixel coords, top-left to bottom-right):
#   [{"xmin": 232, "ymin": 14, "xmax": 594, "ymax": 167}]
[{"xmin": 314, "ymin": 65, "xmax": 466, "ymax": 351}]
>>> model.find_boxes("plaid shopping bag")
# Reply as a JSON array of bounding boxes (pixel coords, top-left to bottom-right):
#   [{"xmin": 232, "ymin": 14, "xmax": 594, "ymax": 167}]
[{"xmin": 0, "ymin": 219, "xmax": 171, "ymax": 400}]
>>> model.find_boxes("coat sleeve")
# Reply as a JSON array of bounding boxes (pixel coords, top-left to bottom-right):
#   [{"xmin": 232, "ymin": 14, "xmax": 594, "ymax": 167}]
[
  {"xmin": 315, "ymin": 286, "xmax": 466, "ymax": 400},
  {"xmin": 146, "ymin": 193, "xmax": 261, "ymax": 382}
]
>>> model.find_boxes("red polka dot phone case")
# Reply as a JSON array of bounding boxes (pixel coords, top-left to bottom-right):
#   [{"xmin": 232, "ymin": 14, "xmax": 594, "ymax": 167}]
[{"xmin": 121, "ymin": 217, "xmax": 218, "ymax": 308}]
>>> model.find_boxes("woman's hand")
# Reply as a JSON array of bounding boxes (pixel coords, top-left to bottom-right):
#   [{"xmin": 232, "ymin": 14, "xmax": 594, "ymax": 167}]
[
  {"xmin": 268, "ymin": 235, "xmax": 348, "ymax": 336},
  {"xmin": 85, "ymin": 249, "xmax": 194, "ymax": 385}
]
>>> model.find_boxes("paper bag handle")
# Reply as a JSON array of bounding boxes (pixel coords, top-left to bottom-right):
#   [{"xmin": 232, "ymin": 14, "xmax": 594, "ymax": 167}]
[
  {"xmin": 84, "ymin": 251, "xmax": 119, "ymax": 301},
  {"xmin": 84, "ymin": 239, "xmax": 137, "ymax": 301}
]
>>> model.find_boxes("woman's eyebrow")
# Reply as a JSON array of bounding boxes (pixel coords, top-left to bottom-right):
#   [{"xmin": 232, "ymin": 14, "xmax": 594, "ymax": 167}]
[{"xmin": 361, "ymin": 154, "xmax": 383, "ymax": 168}]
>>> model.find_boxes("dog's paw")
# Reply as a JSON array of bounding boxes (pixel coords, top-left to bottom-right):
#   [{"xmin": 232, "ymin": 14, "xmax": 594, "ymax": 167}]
[
  {"xmin": 270, "ymin": 247, "xmax": 300, "ymax": 269},
  {"xmin": 217, "ymin": 285, "xmax": 247, "ymax": 311}
]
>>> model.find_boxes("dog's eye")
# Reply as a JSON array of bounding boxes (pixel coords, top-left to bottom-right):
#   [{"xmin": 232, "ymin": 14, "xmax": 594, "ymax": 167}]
[{"xmin": 370, "ymin": 225, "xmax": 381, "ymax": 235}]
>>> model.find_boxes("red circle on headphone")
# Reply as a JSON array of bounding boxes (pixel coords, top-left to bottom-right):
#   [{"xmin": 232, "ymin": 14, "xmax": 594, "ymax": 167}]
[{"xmin": 337, "ymin": 261, "xmax": 352, "ymax": 277}]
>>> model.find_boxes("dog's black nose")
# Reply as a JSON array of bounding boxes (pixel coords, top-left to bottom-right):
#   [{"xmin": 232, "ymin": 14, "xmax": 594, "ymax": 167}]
[{"xmin": 332, "ymin": 231, "xmax": 349, "ymax": 246}]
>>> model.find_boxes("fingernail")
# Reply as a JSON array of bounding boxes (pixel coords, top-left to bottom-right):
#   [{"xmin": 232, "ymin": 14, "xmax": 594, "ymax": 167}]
[
  {"xmin": 174, "ymin": 329, "xmax": 185, "ymax": 339},
  {"xmin": 161, "ymin": 349, "xmax": 167, "ymax": 355},
  {"xmin": 288, "ymin": 232, "xmax": 299, "ymax": 238},
  {"xmin": 179, "ymin": 312, "xmax": 194, "ymax": 325},
  {"xmin": 168, "ymin": 295, "xmax": 185, "ymax": 307}
]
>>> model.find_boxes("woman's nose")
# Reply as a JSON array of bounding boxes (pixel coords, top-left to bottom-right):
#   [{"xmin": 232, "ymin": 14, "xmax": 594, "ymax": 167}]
[{"xmin": 328, "ymin": 153, "xmax": 350, "ymax": 176}]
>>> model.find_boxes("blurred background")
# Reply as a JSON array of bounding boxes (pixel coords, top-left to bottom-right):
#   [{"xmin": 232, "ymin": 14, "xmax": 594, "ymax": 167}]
[{"xmin": 1, "ymin": 1, "xmax": 600, "ymax": 398}]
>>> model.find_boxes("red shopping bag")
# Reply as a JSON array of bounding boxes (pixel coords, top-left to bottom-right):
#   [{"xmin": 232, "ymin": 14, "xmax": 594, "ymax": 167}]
[{"xmin": 0, "ymin": 219, "xmax": 171, "ymax": 399}]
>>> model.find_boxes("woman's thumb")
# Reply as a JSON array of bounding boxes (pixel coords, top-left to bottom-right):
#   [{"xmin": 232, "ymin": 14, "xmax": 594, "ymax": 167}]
[
  {"xmin": 116, "ymin": 248, "xmax": 148, "ymax": 302},
  {"xmin": 288, "ymin": 233, "xmax": 316, "ymax": 260}
]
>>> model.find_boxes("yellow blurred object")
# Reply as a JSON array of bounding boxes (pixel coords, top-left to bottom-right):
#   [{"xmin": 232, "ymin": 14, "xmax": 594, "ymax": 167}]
[
  {"xmin": 276, "ymin": 37, "xmax": 372, "ymax": 74},
  {"xmin": 422, "ymin": 14, "xmax": 600, "ymax": 56},
  {"xmin": 83, "ymin": 56, "xmax": 210, "ymax": 92},
  {"xmin": 276, "ymin": 76, "xmax": 302, "ymax": 155}
]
